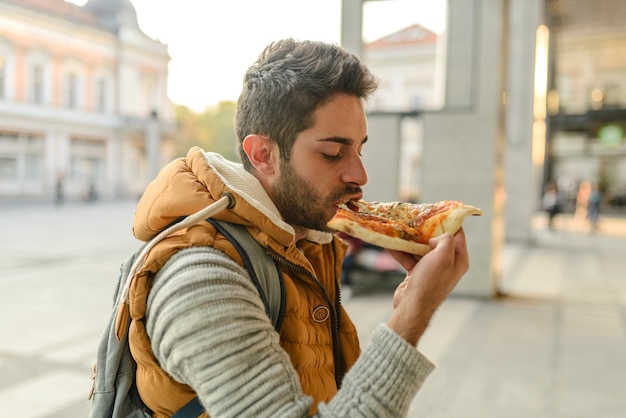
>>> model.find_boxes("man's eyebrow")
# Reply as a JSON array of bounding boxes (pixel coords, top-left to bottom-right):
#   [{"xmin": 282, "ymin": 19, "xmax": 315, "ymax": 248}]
[{"xmin": 319, "ymin": 136, "xmax": 368, "ymax": 145}]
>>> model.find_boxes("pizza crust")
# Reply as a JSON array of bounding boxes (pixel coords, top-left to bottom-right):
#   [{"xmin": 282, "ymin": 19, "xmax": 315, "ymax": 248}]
[
  {"xmin": 433, "ymin": 204, "xmax": 483, "ymax": 236},
  {"xmin": 328, "ymin": 217, "xmax": 433, "ymax": 255}
]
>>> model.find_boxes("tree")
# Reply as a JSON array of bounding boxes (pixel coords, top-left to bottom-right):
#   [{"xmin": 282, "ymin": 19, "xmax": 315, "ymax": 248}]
[{"xmin": 173, "ymin": 101, "xmax": 239, "ymax": 161}]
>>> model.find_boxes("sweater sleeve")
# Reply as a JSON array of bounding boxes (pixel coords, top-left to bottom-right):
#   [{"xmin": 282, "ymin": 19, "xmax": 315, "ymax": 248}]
[{"xmin": 146, "ymin": 246, "xmax": 434, "ymax": 418}]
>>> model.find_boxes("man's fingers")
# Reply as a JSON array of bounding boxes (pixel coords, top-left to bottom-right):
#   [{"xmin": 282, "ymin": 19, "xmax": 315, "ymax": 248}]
[
  {"xmin": 452, "ymin": 227, "xmax": 468, "ymax": 253},
  {"xmin": 428, "ymin": 232, "xmax": 454, "ymax": 250},
  {"xmin": 387, "ymin": 249, "xmax": 421, "ymax": 271},
  {"xmin": 388, "ymin": 228, "xmax": 468, "ymax": 272}
]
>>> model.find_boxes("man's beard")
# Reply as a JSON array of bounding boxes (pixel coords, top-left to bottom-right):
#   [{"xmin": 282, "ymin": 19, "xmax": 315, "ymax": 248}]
[{"xmin": 271, "ymin": 159, "xmax": 359, "ymax": 232}]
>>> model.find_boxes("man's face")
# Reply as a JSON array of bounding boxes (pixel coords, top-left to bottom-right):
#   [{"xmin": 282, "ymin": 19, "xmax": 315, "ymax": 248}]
[{"xmin": 270, "ymin": 93, "xmax": 368, "ymax": 232}]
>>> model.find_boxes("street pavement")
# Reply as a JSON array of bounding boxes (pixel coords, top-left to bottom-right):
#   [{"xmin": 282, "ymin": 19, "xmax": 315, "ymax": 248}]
[{"xmin": 0, "ymin": 200, "xmax": 625, "ymax": 417}]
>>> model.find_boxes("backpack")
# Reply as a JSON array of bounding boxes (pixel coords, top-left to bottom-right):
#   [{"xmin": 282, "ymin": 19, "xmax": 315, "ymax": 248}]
[{"xmin": 88, "ymin": 196, "xmax": 285, "ymax": 418}]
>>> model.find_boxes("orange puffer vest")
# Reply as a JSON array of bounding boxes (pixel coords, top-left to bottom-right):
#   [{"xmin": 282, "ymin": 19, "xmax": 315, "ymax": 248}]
[{"xmin": 123, "ymin": 221, "xmax": 361, "ymax": 417}]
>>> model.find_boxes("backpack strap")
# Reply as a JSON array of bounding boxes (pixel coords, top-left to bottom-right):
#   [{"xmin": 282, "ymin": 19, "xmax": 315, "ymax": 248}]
[
  {"xmin": 171, "ymin": 396, "xmax": 203, "ymax": 418},
  {"xmin": 207, "ymin": 219, "xmax": 285, "ymax": 332}
]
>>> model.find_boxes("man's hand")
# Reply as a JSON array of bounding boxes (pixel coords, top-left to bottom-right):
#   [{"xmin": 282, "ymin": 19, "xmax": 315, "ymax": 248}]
[{"xmin": 386, "ymin": 228, "xmax": 469, "ymax": 346}]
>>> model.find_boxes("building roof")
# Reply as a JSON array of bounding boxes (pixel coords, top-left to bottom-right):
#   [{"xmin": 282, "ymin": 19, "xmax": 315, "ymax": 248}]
[
  {"xmin": 1, "ymin": 0, "xmax": 143, "ymax": 34},
  {"xmin": 1, "ymin": 0, "xmax": 102, "ymax": 27},
  {"xmin": 84, "ymin": 0, "xmax": 140, "ymax": 33},
  {"xmin": 365, "ymin": 24, "xmax": 438, "ymax": 50}
]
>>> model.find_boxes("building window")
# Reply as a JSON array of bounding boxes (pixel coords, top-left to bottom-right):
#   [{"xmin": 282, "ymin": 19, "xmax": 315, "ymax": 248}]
[
  {"xmin": 0, "ymin": 55, "xmax": 5, "ymax": 99},
  {"xmin": 24, "ymin": 153, "xmax": 42, "ymax": 180},
  {"xmin": 603, "ymin": 84, "xmax": 621, "ymax": 108},
  {"xmin": 70, "ymin": 137, "xmax": 106, "ymax": 187},
  {"xmin": 32, "ymin": 64, "xmax": 44, "ymax": 104},
  {"xmin": 142, "ymin": 76, "xmax": 156, "ymax": 116},
  {"xmin": 67, "ymin": 72, "xmax": 78, "ymax": 108},
  {"xmin": 0, "ymin": 131, "xmax": 19, "ymax": 146},
  {"xmin": 0, "ymin": 157, "xmax": 18, "ymax": 180},
  {"xmin": 96, "ymin": 78, "xmax": 107, "ymax": 112},
  {"xmin": 0, "ymin": 131, "xmax": 20, "ymax": 180}
]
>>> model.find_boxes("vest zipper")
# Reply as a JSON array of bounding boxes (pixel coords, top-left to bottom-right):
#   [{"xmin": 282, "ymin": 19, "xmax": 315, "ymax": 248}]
[{"xmin": 266, "ymin": 247, "xmax": 346, "ymax": 388}]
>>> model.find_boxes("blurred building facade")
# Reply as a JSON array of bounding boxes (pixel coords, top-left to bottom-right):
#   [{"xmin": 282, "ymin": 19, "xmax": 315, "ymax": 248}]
[
  {"xmin": 364, "ymin": 23, "xmax": 442, "ymax": 112},
  {"xmin": 0, "ymin": 0, "xmax": 175, "ymax": 202},
  {"xmin": 547, "ymin": 0, "xmax": 626, "ymax": 210}
]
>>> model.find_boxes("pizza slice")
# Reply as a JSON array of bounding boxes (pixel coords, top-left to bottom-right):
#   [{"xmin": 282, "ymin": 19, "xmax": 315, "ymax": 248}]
[{"xmin": 327, "ymin": 199, "xmax": 482, "ymax": 256}]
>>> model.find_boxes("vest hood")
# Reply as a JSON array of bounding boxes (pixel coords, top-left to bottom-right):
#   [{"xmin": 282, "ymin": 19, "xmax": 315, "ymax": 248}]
[{"xmin": 133, "ymin": 146, "xmax": 314, "ymax": 247}]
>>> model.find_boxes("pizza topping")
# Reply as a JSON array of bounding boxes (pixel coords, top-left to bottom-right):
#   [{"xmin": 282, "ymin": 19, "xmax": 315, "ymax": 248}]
[
  {"xmin": 334, "ymin": 200, "xmax": 429, "ymax": 244},
  {"xmin": 328, "ymin": 199, "xmax": 482, "ymax": 255}
]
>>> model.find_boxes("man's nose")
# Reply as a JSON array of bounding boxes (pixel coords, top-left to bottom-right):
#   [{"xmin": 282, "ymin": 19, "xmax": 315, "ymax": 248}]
[{"xmin": 344, "ymin": 156, "xmax": 368, "ymax": 186}]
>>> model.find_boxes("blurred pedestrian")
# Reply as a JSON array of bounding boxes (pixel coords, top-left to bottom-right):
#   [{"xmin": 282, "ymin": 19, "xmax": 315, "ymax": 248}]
[
  {"xmin": 83, "ymin": 183, "xmax": 98, "ymax": 202},
  {"xmin": 542, "ymin": 182, "xmax": 561, "ymax": 230},
  {"xmin": 575, "ymin": 181, "xmax": 591, "ymax": 225},
  {"xmin": 54, "ymin": 173, "xmax": 64, "ymax": 205},
  {"xmin": 587, "ymin": 183, "xmax": 602, "ymax": 231}
]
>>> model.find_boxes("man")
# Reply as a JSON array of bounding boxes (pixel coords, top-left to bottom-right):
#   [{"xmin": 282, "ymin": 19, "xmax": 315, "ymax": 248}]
[{"xmin": 129, "ymin": 38, "xmax": 469, "ymax": 417}]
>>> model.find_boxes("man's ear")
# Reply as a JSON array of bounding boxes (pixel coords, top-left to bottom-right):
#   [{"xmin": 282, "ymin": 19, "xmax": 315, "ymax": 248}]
[{"xmin": 242, "ymin": 134, "xmax": 277, "ymax": 176}]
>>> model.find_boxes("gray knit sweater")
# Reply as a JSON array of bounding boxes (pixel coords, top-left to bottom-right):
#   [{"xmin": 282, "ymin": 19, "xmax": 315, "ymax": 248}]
[{"xmin": 145, "ymin": 246, "xmax": 435, "ymax": 417}]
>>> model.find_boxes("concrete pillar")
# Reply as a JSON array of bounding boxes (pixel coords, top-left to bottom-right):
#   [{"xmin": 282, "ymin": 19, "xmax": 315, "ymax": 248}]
[
  {"xmin": 421, "ymin": 0, "xmax": 508, "ymax": 298},
  {"xmin": 146, "ymin": 111, "xmax": 160, "ymax": 182},
  {"xmin": 107, "ymin": 130, "xmax": 123, "ymax": 199},
  {"xmin": 361, "ymin": 114, "xmax": 402, "ymax": 202},
  {"xmin": 504, "ymin": 0, "xmax": 545, "ymax": 242},
  {"xmin": 340, "ymin": 0, "xmax": 363, "ymax": 56}
]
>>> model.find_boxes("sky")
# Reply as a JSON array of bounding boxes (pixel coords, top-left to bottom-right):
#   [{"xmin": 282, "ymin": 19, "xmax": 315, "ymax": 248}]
[{"xmin": 69, "ymin": 0, "xmax": 446, "ymax": 111}]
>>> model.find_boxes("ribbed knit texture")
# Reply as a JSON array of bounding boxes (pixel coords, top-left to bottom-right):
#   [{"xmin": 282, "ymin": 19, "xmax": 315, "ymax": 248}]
[{"xmin": 146, "ymin": 246, "xmax": 434, "ymax": 417}]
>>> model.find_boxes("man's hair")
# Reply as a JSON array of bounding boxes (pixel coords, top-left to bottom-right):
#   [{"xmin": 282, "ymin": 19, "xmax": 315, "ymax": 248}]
[{"xmin": 236, "ymin": 38, "xmax": 379, "ymax": 170}]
